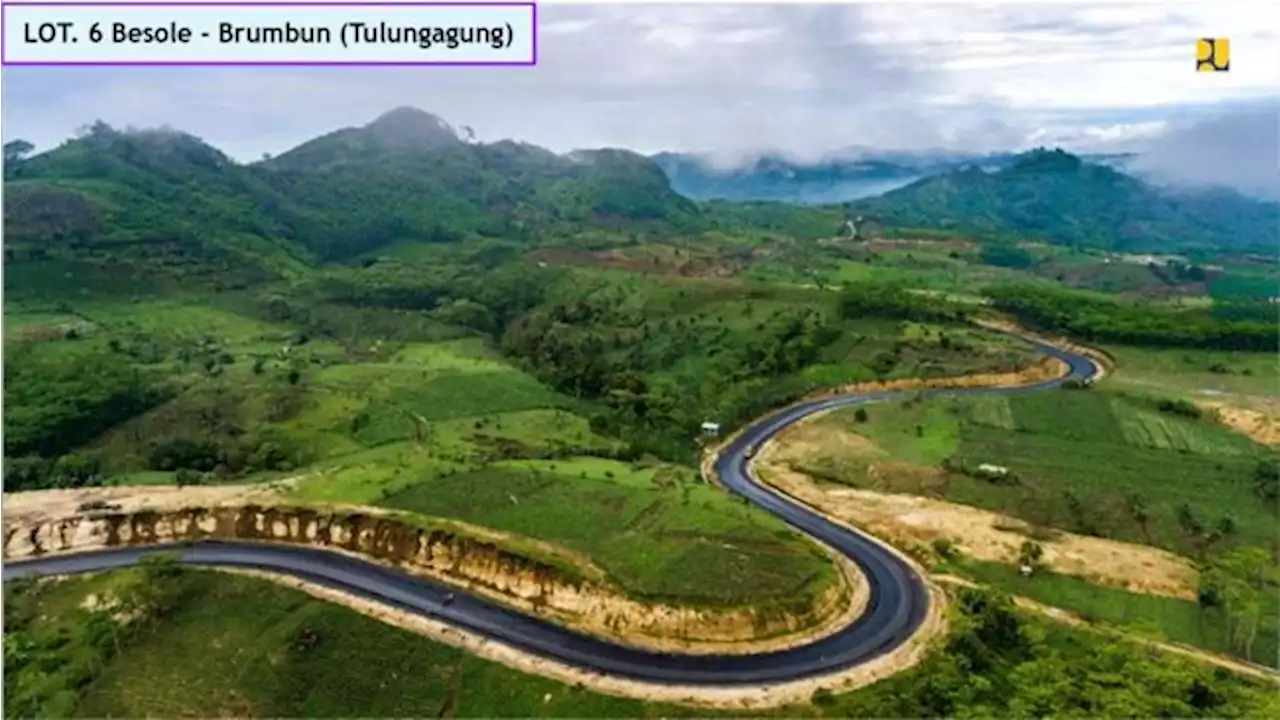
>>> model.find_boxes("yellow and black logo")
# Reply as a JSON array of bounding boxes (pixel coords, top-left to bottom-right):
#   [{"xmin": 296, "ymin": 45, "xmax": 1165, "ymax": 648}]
[{"xmin": 1197, "ymin": 38, "xmax": 1229, "ymax": 72}]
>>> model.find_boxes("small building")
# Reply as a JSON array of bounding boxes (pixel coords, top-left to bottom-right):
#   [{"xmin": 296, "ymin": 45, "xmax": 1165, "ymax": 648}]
[
  {"xmin": 975, "ymin": 463, "xmax": 1009, "ymax": 479},
  {"xmin": 700, "ymin": 421, "xmax": 721, "ymax": 438}
]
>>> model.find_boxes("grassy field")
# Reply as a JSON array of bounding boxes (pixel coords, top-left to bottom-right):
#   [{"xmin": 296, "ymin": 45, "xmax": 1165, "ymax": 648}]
[
  {"xmin": 6, "ymin": 568, "xmax": 1275, "ymax": 719},
  {"xmin": 1105, "ymin": 344, "xmax": 1279, "ymax": 402},
  {"xmin": 801, "ymin": 386, "xmax": 1276, "ymax": 554},
  {"xmin": 5, "ymin": 291, "xmax": 841, "ymax": 610},
  {"xmin": 381, "ymin": 456, "xmax": 834, "ymax": 605},
  {"xmin": 939, "ymin": 557, "xmax": 1280, "ymax": 669}
]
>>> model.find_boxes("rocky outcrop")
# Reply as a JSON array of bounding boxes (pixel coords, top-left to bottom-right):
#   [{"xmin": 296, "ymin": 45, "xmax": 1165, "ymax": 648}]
[{"xmin": 2, "ymin": 503, "xmax": 861, "ymax": 654}]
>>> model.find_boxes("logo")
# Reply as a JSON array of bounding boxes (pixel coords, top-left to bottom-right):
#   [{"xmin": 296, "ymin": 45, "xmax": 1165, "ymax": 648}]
[{"xmin": 1197, "ymin": 38, "xmax": 1229, "ymax": 72}]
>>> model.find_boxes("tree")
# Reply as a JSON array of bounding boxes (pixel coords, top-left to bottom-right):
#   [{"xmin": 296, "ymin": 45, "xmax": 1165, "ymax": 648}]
[
  {"xmin": 1200, "ymin": 547, "xmax": 1277, "ymax": 662},
  {"xmin": 1253, "ymin": 458, "xmax": 1278, "ymax": 506},
  {"xmin": 3, "ymin": 139, "xmax": 34, "ymax": 164},
  {"xmin": 854, "ymin": 408, "xmax": 869, "ymax": 423},
  {"xmin": 116, "ymin": 553, "xmax": 186, "ymax": 621},
  {"xmin": 1017, "ymin": 540, "xmax": 1044, "ymax": 574},
  {"xmin": 1176, "ymin": 503, "xmax": 1204, "ymax": 549},
  {"xmin": 1124, "ymin": 493, "xmax": 1152, "ymax": 544}
]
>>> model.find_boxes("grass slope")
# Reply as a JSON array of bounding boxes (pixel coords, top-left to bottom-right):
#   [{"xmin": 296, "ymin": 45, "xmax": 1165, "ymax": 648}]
[
  {"xmin": 810, "ymin": 387, "xmax": 1275, "ymax": 553},
  {"xmin": 6, "ymin": 568, "xmax": 1275, "ymax": 718}
]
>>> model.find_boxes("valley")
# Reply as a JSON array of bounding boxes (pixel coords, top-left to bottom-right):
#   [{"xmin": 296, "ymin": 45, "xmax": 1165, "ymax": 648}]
[{"xmin": 3, "ymin": 107, "xmax": 1278, "ymax": 718}]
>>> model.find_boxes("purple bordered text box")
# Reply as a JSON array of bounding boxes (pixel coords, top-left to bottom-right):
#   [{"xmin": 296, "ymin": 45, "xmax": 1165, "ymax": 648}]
[{"xmin": 1, "ymin": 2, "xmax": 538, "ymax": 66}]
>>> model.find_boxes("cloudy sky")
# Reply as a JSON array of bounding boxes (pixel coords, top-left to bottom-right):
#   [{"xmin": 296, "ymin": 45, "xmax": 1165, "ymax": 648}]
[{"xmin": 3, "ymin": 2, "xmax": 1277, "ymax": 194}]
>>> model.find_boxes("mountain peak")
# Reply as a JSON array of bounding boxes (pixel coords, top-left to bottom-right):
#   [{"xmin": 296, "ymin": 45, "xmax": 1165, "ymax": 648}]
[
  {"xmin": 1010, "ymin": 147, "xmax": 1084, "ymax": 173},
  {"xmin": 364, "ymin": 107, "xmax": 460, "ymax": 148}
]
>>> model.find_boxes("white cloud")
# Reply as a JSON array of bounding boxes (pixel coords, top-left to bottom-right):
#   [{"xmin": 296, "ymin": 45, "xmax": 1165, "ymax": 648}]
[
  {"xmin": 2, "ymin": 0, "xmax": 1275, "ymax": 182},
  {"xmin": 1128, "ymin": 102, "xmax": 1280, "ymax": 200}
]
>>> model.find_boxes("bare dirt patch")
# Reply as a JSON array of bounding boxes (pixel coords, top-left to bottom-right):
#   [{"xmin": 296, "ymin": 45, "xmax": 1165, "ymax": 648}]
[
  {"xmin": 526, "ymin": 247, "xmax": 744, "ymax": 278},
  {"xmin": 971, "ymin": 317, "xmax": 1114, "ymax": 381},
  {"xmin": 777, "ymin": 422, "xmax": 886, "ymax": 461},
  {"xmin": 812, "ymin": 354, "xmax": 1070, "ymax": 401},
  {"xmin": 756, "ymin": 424, "xmax": 1198, "ymax": 600},
  {"xmin": 1198, "ymin": 402, "xmax": 1280, "ymax": 447},
  {"xmin": 865, "ymin": 238, "xmax": 975, "ymax": 252}
]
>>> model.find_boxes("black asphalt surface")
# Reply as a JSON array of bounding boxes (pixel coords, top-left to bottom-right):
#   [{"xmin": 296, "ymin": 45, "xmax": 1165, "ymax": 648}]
[{"xmin": 3, "ymin": 339, "xmax": 1098, "ymax": 686}]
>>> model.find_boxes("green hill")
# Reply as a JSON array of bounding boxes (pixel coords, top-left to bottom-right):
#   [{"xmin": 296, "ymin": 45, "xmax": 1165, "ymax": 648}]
[
  {"xmin": 3, "ymin": 122, "xmax": 321, "ymax": 288},
  {"xmin": 255, "ymin": 108, "xmax": 703, "ymax": 259},
  {"xmin": 3, "ymin": 108, "xmax": 705, "ymax": 287},
  {"xmin": 852, "ymin": 148, "xmax": 1280, "ymax": 252}
]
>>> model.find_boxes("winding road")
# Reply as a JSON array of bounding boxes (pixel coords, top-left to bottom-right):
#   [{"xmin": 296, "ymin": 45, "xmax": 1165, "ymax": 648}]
[{"xmin": 2, "ymin": 338, "xmax": 1099, "ymax": 686}]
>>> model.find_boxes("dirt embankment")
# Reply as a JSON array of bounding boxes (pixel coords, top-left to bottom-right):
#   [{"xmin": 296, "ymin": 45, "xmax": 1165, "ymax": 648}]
[
  {"xmin": 1196, "ymin": 402, "xmax": 1280, "ymax": 447},
  {"xmin": 812, "ymin": 354, "xmax": 1069, "ymax": 401},
  {"xmin": 970, "ymin": 317, "xmax": 1114, "ymax": 381},
  {"xmin": 1, "ymin": 487, "xmax": 859, "ymax": 657}
]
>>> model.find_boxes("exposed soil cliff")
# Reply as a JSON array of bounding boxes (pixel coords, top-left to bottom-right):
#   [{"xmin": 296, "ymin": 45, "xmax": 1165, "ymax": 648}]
[{"xmin": 1, "ymin": 497, "xmax": 861, "ymax": 655}]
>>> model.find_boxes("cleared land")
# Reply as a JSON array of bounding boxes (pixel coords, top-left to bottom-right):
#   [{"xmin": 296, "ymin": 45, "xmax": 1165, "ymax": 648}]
[{"xmin": 792, "ymin": 388, "xmax": 1275, "ymax": 552}]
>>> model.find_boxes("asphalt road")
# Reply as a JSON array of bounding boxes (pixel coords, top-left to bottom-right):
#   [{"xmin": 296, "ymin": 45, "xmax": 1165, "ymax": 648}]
[{"xmin": 3, "ymin": 339, "xmax": 1098, "ymax": 686}]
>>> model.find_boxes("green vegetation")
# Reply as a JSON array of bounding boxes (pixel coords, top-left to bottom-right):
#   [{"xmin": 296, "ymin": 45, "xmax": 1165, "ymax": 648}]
[
  {"xmin": 985, "ymin": 282, "xmax": 1277, "ymax": 351},
  {"xmin": 383, "ymin": 458, "xmax": 834, "ymax": 605},
  {"xmin": 1105, "ymin": 345, "xmax": 1279, "ymax": 400},
  {"xmin": 8, "ymin": 111, "xmax": 1280, "ymax": 717},
  {"xmin": 3, "ymin": 111, "xmax": 703, "ymax": 279},
  {"xmin": 809, "ymin": 387, "xmax": 1275, "ymax": 550},
  {"xmin": 7, "ymin": 569, "xmax": 1275, "ymax": 718},
  {"xmin": 941, "ymin": 549, "xmax": 1279, "ymax": 667},
  {"xmin": 800, "ymin": 381, "xmax": 1278, "ymax": 667},
  {"xmin": 851, "ymin": 148, "xmax": 1280, "ymax": 253}
]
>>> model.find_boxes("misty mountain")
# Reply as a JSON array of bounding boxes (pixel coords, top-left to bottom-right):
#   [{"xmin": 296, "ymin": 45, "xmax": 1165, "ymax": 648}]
[
  {"xmin": 651, "ymin": 149, "xmax": 1145, "ymax": 206},
  {"xmin": 3, "ymin": 109, "xmax": 703, "ymax": 279},
  {"xmin": 651, "ymin": 150, "xmax": 1019, "ymax": 204},
  {"xmin": 850, "ymin": 148, "xmax": 1279, "ymax": 252}
]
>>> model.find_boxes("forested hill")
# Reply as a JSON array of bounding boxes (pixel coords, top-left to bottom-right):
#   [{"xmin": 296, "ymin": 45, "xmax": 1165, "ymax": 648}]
[
  {"xmin": 2, "ymin": 108, "xmax": 704, "ymax": 280},
  {"xmin": 849, "ymin": 148, "xmax": 1280, "ymax": 252}
]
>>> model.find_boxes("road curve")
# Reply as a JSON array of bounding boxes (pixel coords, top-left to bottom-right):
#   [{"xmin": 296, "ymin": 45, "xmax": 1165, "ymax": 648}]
[{"xmin": 3, "ymin": 338, "xmax": 1098, "ymax": 686}]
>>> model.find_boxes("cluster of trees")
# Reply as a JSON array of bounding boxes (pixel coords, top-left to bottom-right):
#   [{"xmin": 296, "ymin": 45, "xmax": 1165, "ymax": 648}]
[
  {"xmin": 979, "ymin": 241, "xmax": 1036, "ymax": 269},
  {"xmin": 3, "ymin": 344, "xmax": 168, "ymax": 490},
  {"xmin": 5, "ymin": 119, "xmax": 709, "ymax": 278},
  {"xmin": 499, "ymin": 288, "xmax": 844, "ymax": 461},
  {"xmin": 851, "ymin": 148, "xmax": 1280, "ymax": 253},
  {"xmin": 146, "ymin": 433, "xmax": 296, "ymax": 476},
  {"xmin": 984, "ymin": 283, "xmax": 1277, "ymax": 351},
  {"xmin": 4, "ymin": 556, "xmax": 188, "ymax": 718},
  {"xmin": 828, "ymin": 586, "xmax": 1276, "ymax": 716},
  {"xmin": 1196, "ymin": 546, "xmax": 1279, "ymax": 663},
  {"xmin": 837, "ymin": 282, "xmax": 967, "ymax": 323}
]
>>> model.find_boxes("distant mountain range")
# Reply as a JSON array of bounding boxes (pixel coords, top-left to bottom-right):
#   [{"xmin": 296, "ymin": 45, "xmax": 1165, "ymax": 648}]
[
  {"xmin": 3, "ymin": 107, "xmax": 701, "ymax": 279},
  {"xmin": 848, "ymin": 148, "xmax": 1278, "ymax": 252},
  {"xmin": 3, "ymin": 108, "xmax": 1275, "ymax": 289},
  {"xmin": 651, "ymin": 149, "xmax": 1138, "ymax": 205}
]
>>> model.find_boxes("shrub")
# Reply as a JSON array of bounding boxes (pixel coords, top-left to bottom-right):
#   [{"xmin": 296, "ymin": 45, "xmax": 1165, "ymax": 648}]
[
  {"xmin": 854, "ymin": 408, "xmax": 869, "ymax": 423},
  {"xmin": 1156, "ymin": 398, "xmax": 1202, "ymax": 419},
  {"xmin": 932, "ymin": 537, "xmax": 959, "ymax": 561},
  {"xmin": 811, "ymin": 688, "xmax": 837, "ymax": 706}
]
